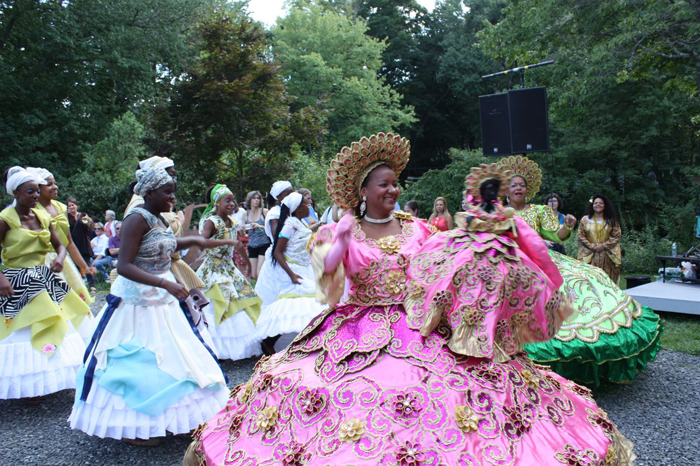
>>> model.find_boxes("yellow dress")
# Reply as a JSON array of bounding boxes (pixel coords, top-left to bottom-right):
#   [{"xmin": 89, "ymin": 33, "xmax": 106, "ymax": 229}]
[
  {"xmin": 38, "ymin": 200, "xmax": 94, "ymax": 304},
  {"xmin": 577, "ymin": 216, "xmax": 622, "ymax": 284},
  {"xmin": 0, "ymin": 206, "xmax": 86, "ymax": 398}
]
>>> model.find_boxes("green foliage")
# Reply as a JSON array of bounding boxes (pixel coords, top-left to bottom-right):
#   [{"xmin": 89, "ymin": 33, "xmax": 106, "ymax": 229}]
[
  {"xmin": 289, "ymin": 151, "xmax": 332, "ymax": 212},
  {"xmin": 476, "ymin": 0, "xmax": 700, "ymax": 230},
  {"xmin": 0, "ymin": 0, "xmax": 212, "ymax": 181},
  {"xmin": 274, "ymin": 1, "xmax": 416, "ymax": 149},
  {"xmin": 400, "ymin": 148, "xmax": 490, "ymax": 218},
  {"xmin": 619, "ymin": 223, "xmax": 671, "ymax": 275},
  {"xmin": 65, "ymin": 112, "xmax": 146, "ymax": 216},
  {"xmin": 149, "ymin": 3, "xmax": 325, "ymax": 201}
]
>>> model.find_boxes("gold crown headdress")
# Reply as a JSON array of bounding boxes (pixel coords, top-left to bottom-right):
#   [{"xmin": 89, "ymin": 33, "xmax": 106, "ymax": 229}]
[
  {"xmin": 497, "ymin": 155, "xmax": 542, "ymax": 201},
  {"xmin": 465, "ymin": 163, "xmax": 511, "ymax": 202},
  {"xmin": 327, "ymin": 132, "xmax": 410, "ymax": 210}
]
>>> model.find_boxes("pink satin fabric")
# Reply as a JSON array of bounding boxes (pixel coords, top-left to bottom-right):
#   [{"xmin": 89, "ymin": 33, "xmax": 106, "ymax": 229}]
[{"xmin": 192, "ymin": 216, "xmax": 625, "ymax": 465}]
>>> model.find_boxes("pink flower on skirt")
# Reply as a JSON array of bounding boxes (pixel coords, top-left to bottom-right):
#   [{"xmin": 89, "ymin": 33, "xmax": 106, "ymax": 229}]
[{"xmin": 42, "ymin": 343, "xmax": 56, "ymax": 355}]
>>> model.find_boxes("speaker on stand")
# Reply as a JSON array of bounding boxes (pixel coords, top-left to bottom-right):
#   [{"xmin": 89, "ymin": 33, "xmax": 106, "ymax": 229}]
[
  {"xmin": 479, "ymin": 93, "xmax": 511, "ymax": 156},
  {"xmin": 479, "ymin": 86, "xmax": 550, "ymax": 156}
]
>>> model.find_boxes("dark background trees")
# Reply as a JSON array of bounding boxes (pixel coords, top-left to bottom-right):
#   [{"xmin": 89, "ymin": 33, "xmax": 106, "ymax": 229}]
[{"xmin": 1, "ymin": 0, "xmax": 698, "ymax": 259}]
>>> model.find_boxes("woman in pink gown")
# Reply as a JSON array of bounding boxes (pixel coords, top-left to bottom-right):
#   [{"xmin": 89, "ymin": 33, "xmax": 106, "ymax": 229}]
[{"xmin": 184, "ymin": 136, "xmax": 634, "ymax": 465}]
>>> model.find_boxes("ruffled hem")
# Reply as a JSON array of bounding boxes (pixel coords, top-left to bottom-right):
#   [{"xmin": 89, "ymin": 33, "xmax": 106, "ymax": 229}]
[
  {"xmin": 253, "ymin": 297, "xmax": 325, "ymax": 341},
  {"xmin": 0, "ymin": 330, "xmax": 84, "ymax": 399},
  {"xmin": 75, "ymin": 311, "xmax": 97, "ymax": 344},
  {"xmin": 203, "ymin": 307, "xmax": 263, "ymax": 360},
  {"xmin": 69, "ymin": 382, "xmax": 229, "ymax": 439},
  {"xmin": 525, "ymin": 306, "xmax": 663, "ymax": 386}
]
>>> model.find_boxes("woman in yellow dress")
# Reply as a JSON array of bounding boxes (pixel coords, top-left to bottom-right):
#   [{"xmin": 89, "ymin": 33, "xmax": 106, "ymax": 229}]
[
  {"xmin": 28, "ymin": 167, "xmax": 97, "ymax": 341},
  {"xmin": 0, "ymin": 167, "xmax": 87, "ymax": 399},
  {"xmin": 578, "ymin": 194, "xmax": 622, "ymax": 284}
]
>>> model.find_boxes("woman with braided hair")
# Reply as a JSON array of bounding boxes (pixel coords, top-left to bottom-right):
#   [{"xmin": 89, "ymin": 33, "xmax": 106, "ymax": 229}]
[
  {"xmin": 183, "ymin": 136, "xmax": 634, "ymax": 465},
  {"xmin": 499, "ymin": 155, "xmax": 662, "ymax": 386}
]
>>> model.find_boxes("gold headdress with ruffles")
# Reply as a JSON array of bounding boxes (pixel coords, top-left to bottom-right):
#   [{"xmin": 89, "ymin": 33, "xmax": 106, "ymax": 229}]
[
  {"xmin": 327, "ymin": 133, "xmax": 410, "ymax": 210},
  {"xmin": 464, "ymin": 163, "xmax": 511, "ymax": 202},
  {"xmin": 497, "ymin": 155, "xmax": 542, "ymax": 201}
]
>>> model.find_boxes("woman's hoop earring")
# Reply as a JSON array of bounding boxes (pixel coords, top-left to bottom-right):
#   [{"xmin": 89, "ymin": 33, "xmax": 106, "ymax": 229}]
[{"xmin": 360, "ymin": 196, "xmax": 367, "ymax": 217}]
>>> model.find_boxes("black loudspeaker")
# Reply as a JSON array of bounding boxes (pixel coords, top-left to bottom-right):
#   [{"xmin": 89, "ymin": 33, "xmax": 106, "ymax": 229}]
[
  {"xmin": 479, "ymin": 93, "xmax": 511, "ymax": 156},
  {"xmin": 508, "ymin": 86, "xmax": 549, "ymax": 153}
]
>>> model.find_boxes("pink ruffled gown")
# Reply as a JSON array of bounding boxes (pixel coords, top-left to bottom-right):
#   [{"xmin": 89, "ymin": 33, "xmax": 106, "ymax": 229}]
[{"xmin": 185, "ymin": 212, "xmax": 634, "ymax": 465}]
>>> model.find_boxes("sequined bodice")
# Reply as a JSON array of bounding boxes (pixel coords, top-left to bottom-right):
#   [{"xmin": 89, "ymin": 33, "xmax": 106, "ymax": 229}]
[
  {"xmin": 125, "ymin": 207, "xmax": 177, "ymax": 273},
  {"xmin": 515, "ymin": 204, "xmax": 560, "ymax": 242},
  {"xmin": 343, "ymin": 218, "xmax": 430, "ymax": 306}
]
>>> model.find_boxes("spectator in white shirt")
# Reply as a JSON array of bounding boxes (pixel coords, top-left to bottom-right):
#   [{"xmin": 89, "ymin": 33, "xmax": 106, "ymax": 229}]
[{"xmin": 90, "ymin": 222, "xmax": 110, "ymax": 259}]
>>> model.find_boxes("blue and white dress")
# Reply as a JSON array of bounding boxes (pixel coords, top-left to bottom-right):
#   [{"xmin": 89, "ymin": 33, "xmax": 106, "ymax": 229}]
[{"xmin": 69, "ymin": 207, "xmax": 228, "ymax": 440}]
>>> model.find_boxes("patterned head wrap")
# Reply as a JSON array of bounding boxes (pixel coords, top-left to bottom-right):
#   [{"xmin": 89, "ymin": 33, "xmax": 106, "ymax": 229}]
[
  {"xmin": 327, "ymin": 133, "xmax": 410, "ymax": 210},
  {"xmin": 5, "ymin": 166, "xmax": 38, "ymax": 195},
  {"xmin": 133, "ymin": 167, "xmax": 173, "ymax": 197},
  {"xmin": 270, "ymin": 181, "xmax": 292, "ymax": 200},
  {"xmin": 282, "ymin": 192, "xmax": 303, "ymax": 214},
  {"xmin": 497, "ymin": 155, "xmax": 542, "ymax": 202},
  {"xmin": 26, "ymin": 167, "xmax": 54, "ymax": 186},
  {"xmin": 199, "ymin": 184, "xmax": 233, "ymax": 230}
]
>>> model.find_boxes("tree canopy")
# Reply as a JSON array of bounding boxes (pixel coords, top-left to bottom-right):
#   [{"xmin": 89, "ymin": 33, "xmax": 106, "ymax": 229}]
[{"xmin": 1, "ymin": 0, "xmax": 697, "ymax": 254}]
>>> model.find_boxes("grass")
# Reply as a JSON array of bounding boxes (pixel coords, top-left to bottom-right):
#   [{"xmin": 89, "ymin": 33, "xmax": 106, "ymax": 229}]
[{"xmin": 657, "ymin": 313, "xmax": 700, "ymax": 356}]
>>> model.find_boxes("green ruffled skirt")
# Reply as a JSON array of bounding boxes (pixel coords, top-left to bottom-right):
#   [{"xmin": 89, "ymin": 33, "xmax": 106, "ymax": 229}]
[{"xmin": 525, "ymin": 251, "xmax": 663, "ymax": 386}]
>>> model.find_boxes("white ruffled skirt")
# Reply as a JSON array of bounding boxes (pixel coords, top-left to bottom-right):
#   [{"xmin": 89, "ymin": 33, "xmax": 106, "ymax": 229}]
[
  {"xmin": 69, "ymin": 273, "xmax": 229, "ymax": 440},
  {"xmin": 0, "ymin": 326, "xmax": 84, "ymax": 399},
  {"xmin": 253, "ymin": 259, "xmax": 325, "ymax": 346},
  {"xmin": 202, "ymin": 303, "xmax": 262, "ymax": 360}
]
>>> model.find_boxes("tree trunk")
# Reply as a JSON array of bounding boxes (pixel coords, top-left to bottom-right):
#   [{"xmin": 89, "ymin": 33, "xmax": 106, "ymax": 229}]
[{"xmin": 237, "ymin": 147, "xmax": 244, "ymax": 201}]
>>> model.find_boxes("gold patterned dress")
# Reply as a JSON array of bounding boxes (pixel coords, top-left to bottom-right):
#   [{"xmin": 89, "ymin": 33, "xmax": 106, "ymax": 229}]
[
  {"xmin": 197, "ymin": 215, "xmax": 262, "ymax": 360},
  {"xmin": 519, "ymin": 204, "xmax": 662, "ymax": 386},
  {"xmin": 578, "ymin": 216, "xmax": 622, "ymax": 284}
]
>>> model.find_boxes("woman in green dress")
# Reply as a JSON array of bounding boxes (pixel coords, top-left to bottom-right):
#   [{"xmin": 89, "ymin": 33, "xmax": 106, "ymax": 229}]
[{"xmin": 498, "ymin": 155, "xmax": 662, "ymax": 386}]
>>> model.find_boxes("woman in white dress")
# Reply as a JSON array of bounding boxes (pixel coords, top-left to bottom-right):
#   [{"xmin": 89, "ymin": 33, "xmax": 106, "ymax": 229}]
[
  {"xmin": 69, "ymin": 167, "xmax": 229, "ymax": 446},
  {"xmin": 253, "ymin": 192, "xmax": 325, "ymax": 354}
]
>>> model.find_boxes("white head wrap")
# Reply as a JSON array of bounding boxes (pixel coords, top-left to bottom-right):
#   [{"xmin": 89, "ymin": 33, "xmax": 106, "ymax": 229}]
[
  {"xmin": 139, "ymin": 156, "xmax": 162, "ymax": 170},
  {"xmin": 133, "ymin": 167, "xmax": 173, "ymax": 197},
  {"xmin": 5, "ymin": 166, "xmax": 39, "ymax": 195},
  {"xmin": 270, "ymin": 180, "xmax": 292, "ymax": 200},
  {"xmin": 152, "ymin": 157, "xmax": 174, "ymax": 171},
  {"xmin": 26, "ymin": 167, "xmax": 53, "ymax": 186},
  {"xmin": 282, "ymin": 192, "xmax": 303, "ymax": 214}
]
